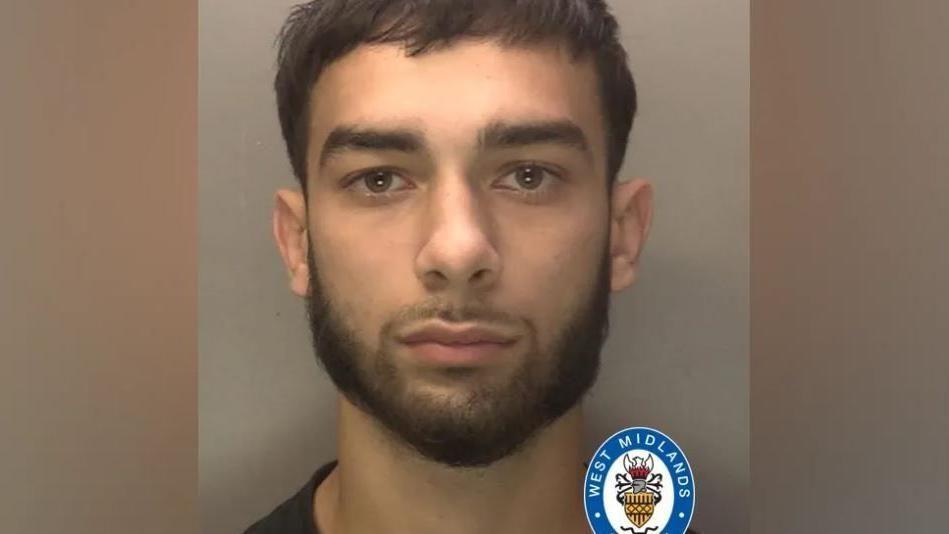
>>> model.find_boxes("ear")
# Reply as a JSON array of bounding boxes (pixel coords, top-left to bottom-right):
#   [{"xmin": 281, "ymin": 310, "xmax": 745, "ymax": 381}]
[
  {"xmin": 272, "ymin": 189, "xmax": 310, "ymax": 297},
  {"xmin": 609, "ymin": 178, "xmax": 654, "ymax": 292}
]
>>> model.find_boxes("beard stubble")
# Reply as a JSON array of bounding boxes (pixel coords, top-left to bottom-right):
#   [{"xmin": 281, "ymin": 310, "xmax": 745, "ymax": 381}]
[{"xmin": 304, "ymin": 239, "xmax": 612, "ymax": 467}]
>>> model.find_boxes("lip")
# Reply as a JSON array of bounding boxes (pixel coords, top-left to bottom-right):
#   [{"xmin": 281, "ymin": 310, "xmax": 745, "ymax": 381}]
[
  {"xmin": 398, "ymin": 322, "xmax": 518, "ymax": 345},
  {"xmin": 401, "ymin": 341, "xmax": 514, "ymax": 366},
  {"xmin": 397, "ymin": 322, "xmax": 518, "ymax": 365}
]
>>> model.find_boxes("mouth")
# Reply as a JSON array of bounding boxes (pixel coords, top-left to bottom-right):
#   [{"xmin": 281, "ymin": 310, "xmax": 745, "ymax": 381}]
[
  {"xmin": 400, "ymin": 339, "xmax": 517, "ymax": 366},
  {"xmin": 397, "ymin": 321, "xmax": 520, "ymax": 366}
]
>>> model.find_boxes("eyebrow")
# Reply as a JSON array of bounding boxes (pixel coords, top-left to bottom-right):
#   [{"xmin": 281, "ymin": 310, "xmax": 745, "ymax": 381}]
[
  {"xmin": 318, "ymin": 119, "xmax": 592, "ymax": 169},
  {"xmin": 478, "ymin": 119, "xmax": 591, "ymax": 159}
]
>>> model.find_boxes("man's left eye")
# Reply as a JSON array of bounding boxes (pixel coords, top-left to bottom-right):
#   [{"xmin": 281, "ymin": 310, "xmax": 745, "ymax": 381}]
[{"xmin": 497, "ymin": 164, "xmax": 558, "ymax": 192}]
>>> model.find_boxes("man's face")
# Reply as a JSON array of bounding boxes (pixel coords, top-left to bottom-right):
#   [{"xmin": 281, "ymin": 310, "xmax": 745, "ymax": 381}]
[{"xmin": 301, "ymin": 40, "xmax": 615, "ymax": 467}]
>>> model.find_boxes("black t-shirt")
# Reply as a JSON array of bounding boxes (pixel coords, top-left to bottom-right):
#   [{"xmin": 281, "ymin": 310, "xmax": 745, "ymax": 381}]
[
  {"xmin": 242, "ymin": 460, "xmax": 699, "ymax": 533},
  {"xmin": 243, "ymin": 461, "xmax": 337, "ymax": 534}
]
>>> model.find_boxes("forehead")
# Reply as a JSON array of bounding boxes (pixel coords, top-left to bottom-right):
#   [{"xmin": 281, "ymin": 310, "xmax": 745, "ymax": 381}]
[{"xmin": 306, "ymin": 39, "xmax": 606, "ymax": 163}]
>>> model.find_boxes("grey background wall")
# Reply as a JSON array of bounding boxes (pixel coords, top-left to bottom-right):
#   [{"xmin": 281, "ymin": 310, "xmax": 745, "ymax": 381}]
[{"xmin": 198, "ymin": 2, "xmax": 749, "ymax": 534}]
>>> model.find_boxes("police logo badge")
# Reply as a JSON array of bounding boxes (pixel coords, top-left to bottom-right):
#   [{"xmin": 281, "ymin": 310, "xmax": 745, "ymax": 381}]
[{"xmin": 584, "ymin": 427, "xmax": 695, "ymax": 534}]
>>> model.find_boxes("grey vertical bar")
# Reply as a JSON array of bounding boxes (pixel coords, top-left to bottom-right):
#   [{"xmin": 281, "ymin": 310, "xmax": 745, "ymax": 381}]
[
  {"xmin": 0, "ymin": 1, "xmax": 198, "ymax": 533},
  {"xmin": 752, "ymin": 0, "xmax": 949, "ymax": 532}
]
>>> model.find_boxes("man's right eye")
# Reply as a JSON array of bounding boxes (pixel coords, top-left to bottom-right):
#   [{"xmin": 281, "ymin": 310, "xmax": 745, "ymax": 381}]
[{"xmin": 346, "ymin": 169, "xmax": 414, "ymax": 196}]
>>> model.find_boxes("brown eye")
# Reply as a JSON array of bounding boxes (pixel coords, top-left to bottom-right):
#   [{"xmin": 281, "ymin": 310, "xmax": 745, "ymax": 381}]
[
  {"xmin": 345, "ymin": 168, "xmax": 413, "ymax": 199},
  {"xmin": 492, "ymin": 162, "xmax": 562, "ymax": 202},
  {"xmin": 364, "ymin": 170, "xmax": 395, "ymax": 193},
  {"xmin": 513, "ymin": 165, "xmax": 546, "ymax": 190}
]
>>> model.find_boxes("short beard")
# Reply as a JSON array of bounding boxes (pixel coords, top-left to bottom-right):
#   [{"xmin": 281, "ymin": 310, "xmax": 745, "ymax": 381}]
[{"xmin": 304, "ymin": 242, "xmax": 612, "ymax": 468}]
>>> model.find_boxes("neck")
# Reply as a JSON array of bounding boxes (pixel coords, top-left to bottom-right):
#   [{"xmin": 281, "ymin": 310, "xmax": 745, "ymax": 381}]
[{"xmin": 314, "ymin": 395, "xmax": 591, "ymax": 534}]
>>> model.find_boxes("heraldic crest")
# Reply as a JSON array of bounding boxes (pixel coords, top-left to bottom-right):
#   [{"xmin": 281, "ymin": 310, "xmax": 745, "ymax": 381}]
[{"xmin": 614, "ymin": 453, "xmax": 664, "ymax": 533}]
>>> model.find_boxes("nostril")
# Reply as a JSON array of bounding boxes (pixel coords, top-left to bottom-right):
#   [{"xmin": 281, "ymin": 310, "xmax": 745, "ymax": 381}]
[
  {"xmin": 422, "ymin": 269, "xmax": 449, "ymax": 287},
  {"xmin": 471, "ymin": 268, "xmax": 492, "ymax": 284}
]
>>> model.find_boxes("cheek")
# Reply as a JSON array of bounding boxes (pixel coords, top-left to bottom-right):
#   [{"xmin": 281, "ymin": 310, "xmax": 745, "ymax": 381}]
[
  {"xmin": 310, "ymin": 222, "xmax": 408, "ymax": 344},
  {"xmin": 507, "ymin": 220, "xmax": 607, "ymax": 344}
]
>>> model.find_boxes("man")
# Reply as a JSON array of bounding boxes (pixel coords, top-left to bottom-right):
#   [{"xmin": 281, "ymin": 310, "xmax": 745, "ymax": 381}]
[{"xmin": 252, "ymin": 0, "xmax": 670, "ymax": 532}]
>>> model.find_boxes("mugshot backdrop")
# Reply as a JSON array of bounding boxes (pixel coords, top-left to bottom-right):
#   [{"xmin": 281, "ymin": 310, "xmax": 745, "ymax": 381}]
[{"xmin": 198, "ymin": 1, "xmax": 749, "ymax": 533}]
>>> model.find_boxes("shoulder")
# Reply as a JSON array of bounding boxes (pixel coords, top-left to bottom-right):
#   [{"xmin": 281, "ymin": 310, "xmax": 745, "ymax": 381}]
[
  {"xmin": 242, "ymin": 495, "xmax": 307, "ymax": 534},
  {"xmin": 242, "ymin": 461, "xmax": 338, "ymax": 534}
]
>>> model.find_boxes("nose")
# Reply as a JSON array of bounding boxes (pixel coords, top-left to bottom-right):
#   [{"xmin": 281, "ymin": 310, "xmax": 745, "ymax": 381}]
[{"xmin": 415, "ymin": 174, "xmax": 501, "ymax": 295}]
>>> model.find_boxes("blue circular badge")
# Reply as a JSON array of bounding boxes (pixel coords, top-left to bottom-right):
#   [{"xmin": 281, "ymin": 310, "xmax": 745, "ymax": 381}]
[{"xmin": 584, "ymin": 426, "xmax": 695, "ymax": 534}]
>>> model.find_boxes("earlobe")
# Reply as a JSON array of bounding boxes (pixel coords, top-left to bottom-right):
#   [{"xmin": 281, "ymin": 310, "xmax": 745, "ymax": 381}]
[
  {"xmin": 608, "ymin": 178, "xmax": 654, "ymax": 292},
  {"xmin": 610, "ymin": 254, "xmax": 636, "ymax": 292},
  {"xmin": 272, "ymin": 189, "xmax": 310, "ymax": 297}
]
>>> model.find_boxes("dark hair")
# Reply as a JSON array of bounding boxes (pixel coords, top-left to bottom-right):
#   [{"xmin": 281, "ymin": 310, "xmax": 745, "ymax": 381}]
[{"xmin": 274, "ymin": 0, "xmax": 636, "ymax": 192}]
